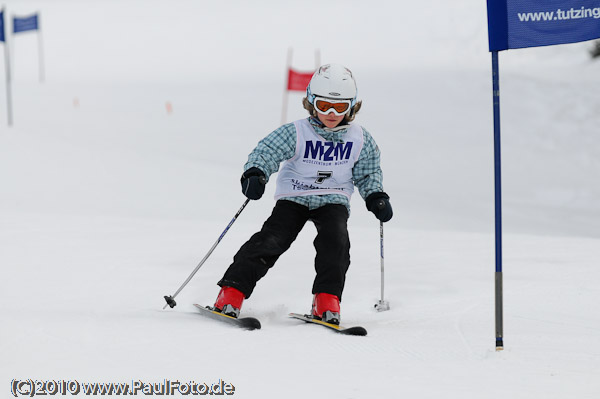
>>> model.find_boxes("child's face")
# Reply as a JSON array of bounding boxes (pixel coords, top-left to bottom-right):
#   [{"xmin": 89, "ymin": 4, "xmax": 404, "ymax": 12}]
[{"xmin": 317, "ymin": 111, "xmax": 345, "ymax": 129}]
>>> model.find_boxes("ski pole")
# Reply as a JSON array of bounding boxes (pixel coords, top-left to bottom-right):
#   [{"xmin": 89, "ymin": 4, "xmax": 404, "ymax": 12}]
[
  {"xmin": 374, "ymin": 201, "xmax": 390, "ymax": 312},
  {"xmin": 163, "ymin": 197, "xmax": 252, "ymax": 309}
]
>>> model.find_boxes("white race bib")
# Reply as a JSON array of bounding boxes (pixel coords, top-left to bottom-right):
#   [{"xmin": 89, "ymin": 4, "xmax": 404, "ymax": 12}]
[{"xmin": 275, "ymin": 119, "xmax": 364, "ymax": 200}]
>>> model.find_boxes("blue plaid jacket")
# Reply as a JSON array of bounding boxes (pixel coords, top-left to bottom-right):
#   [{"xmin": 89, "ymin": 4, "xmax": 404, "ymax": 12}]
[{"xmin": 244, "ymin": 117, "xmax": 385, "ymax": 211}]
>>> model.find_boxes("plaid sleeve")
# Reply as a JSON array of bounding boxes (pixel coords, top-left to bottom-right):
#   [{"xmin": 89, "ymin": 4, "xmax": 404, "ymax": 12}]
[
  {"xmin": 353, "ymin": 127, "xmax": 384, "ymax": 199},
  {"xmin": 244, "ymin": 123, "xmax": 297, "ymax": 181}
]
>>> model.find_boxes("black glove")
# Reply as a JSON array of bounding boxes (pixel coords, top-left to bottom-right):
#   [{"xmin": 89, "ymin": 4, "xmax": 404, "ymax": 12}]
[
  {"xmin": 366, "ymin": 192, "xmax": 393, "ymax": 222},
  {"xmin": 241, "ymin": 167, "xmax": 266, "ymax": 200}
]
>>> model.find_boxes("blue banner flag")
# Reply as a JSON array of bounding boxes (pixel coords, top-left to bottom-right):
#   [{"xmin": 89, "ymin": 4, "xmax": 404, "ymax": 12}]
[
  {"xmin": 13, "ymin": 14, "xmax": 39, "ymax": 34},
  {"xmin": 0, "ymin": 11, "xmax": 5, "ymax": 42},
  {"xmin": 487, "ymin": 0, "xmax": 600, "ymax": 51}
]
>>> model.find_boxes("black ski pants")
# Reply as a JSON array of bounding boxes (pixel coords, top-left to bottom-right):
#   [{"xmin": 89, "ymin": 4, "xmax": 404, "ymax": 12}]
[{"xmin": 218, "ymin": 200, "xmax": 350, "ymax": 300}]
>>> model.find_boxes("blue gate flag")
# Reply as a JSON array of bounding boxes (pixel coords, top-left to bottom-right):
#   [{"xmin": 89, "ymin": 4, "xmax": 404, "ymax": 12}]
[
  {"xmin": 13, "ymin": 14, "xmax": 39, "ymax": 34},
  {"xmin": 0, "ymin": 11, "xmax": 5, "ymax": 42},
  {"xmin": 487, "ymin": 0, "xmax": 600, "ymax": 51}
]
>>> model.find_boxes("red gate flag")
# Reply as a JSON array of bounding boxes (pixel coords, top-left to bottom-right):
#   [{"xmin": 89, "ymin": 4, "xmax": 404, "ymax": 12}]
[{"xmin": 287, "ymin": 68, "xmax": 314, "ymax": 91}]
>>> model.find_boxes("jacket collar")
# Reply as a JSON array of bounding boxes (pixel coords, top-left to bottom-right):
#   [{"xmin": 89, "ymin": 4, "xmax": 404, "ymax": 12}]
[{"xmin": 308, "ymin": 117, "xmax": 349, "ymax": 143}]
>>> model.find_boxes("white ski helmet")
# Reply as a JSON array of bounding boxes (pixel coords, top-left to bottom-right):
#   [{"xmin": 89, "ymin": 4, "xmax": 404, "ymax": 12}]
[{"xmin": 306, "ymin": 64, "xmax": 358, "ymax": 108}]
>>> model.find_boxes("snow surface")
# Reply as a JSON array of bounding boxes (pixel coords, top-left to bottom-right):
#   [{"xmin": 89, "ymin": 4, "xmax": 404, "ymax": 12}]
[{"xmin": 1, "ymin": 0, "xmax": 599, "ymax": 398}]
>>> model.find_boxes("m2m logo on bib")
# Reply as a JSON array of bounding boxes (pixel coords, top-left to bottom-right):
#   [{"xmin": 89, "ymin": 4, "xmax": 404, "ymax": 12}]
[{"xmin": 303, "ymin": 141, "xmax": 353, "ymax": 165}]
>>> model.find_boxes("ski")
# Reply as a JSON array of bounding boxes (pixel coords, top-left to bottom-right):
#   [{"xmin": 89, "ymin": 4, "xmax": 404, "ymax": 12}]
[
  {"xmin": 288, "ymin": 313, "xmax": 367, "ymax": 336},
  {"xmin": 193, "ymin": 304, "xmax": 261, "ymax": 330}
]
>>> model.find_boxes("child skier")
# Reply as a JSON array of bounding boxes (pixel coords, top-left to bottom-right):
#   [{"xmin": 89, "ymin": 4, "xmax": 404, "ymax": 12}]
[{"xmin": 212, "ymin": 64, "xmax": 393, "ymax": 325}]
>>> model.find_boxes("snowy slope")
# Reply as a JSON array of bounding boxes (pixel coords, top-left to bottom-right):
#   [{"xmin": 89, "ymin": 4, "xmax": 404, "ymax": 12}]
[{"xmin": 1, "ymin": 1, "xmax": 599, "ymax": 398}]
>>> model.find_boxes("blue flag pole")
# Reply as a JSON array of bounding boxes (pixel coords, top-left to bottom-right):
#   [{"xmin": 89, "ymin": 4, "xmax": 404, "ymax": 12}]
[
  {"xmin": 491, "ymin": 50, "xmax": 503, "ymax": 351},
  {"xmin": 1, "ymin": 8, "xmax": 13, "ymax": 126},
  {"xmin": 12, "ymin": 12, "xmax": 44, "ymax": 83},
  {"xmin": 37, "ymin": 12, "xmax": 44, "ymax": 83},
  {"xmin": 486, "ymin": 0, "xmax": 600, "ymax": 352}
]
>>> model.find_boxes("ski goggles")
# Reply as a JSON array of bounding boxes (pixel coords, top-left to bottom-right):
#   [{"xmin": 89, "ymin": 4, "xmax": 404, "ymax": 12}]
[{"xmin": 313, "ymin": 97, "xmax": 352, "ymax": 116}]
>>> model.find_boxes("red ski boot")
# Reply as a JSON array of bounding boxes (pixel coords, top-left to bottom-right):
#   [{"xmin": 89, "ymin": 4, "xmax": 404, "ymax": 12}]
[
  {"xmin": 214, "ymin": 286, "xmax": 245, "ymax": 318},
  {"xmin": 311, "ymin": 293, "xmax": 341, "ymax": 325}
]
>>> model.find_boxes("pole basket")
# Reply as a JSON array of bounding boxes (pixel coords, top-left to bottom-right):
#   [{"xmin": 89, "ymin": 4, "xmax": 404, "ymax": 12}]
[
  {"xmin": 374, "ymin": 299, "xmax": 390, "ymax": 312},
  {"xmin": 164, "ymin": 295, "xmax": 177, "ymax": 308}
]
